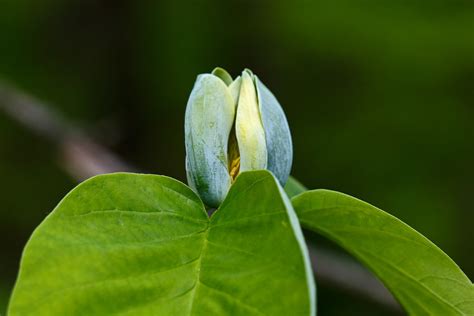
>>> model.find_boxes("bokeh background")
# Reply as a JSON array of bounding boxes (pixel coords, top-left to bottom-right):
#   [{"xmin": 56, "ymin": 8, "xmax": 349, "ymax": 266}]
[{"xmin": 1, "ymin": 0, "xmax": 473, "ymax": 314}]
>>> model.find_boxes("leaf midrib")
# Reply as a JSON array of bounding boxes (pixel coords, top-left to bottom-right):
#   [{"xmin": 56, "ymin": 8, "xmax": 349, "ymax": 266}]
[
  {"xmin": 358, "ymin": 249, "xmax": 465, "ymax": 315},
  {"xmin": 188, "ymin": 224, "xmax": 210, "ymax": 315},
  {"xmin": 303, "ymin": 220, "xmax": 465, "ymax": 315}
]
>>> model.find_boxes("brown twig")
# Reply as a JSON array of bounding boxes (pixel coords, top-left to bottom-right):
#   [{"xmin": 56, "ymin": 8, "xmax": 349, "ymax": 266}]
[{"xmin": 0, "ymin": 80, "xmax": 136, "ymax": 180}]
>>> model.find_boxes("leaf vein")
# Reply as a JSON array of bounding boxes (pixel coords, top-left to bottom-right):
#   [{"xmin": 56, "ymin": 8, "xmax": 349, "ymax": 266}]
[
  {"xmin": 359, "ymin": 249, "xmax": 465, "ymax": 315},
  {"xmin": 65, "ymin": 208, "xmax": 207, "ymax": 224},
  {"xmin": 198, "ymin": 280, "xmax": 267, "ymax": 316}
]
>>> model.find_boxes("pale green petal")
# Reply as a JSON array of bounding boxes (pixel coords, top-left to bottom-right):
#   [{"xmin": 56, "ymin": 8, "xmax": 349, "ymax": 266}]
[
  {"xmin": 211, "ymin": 67, "xmax": 233, "ymax": 86},
  {"xmin": 228, "ymin": 76, "xmax": 241, "ymax": 105},
  {"xmin": 236, "ymin": 71, "xmax": 267, "ymax": 171},
  {"xmin": 185, "ymin": 74, "xmax": 234, "ymax": 207},
  {"xmin": 255, "ymin": 75, "xmax": 293, "ymax": 186}
]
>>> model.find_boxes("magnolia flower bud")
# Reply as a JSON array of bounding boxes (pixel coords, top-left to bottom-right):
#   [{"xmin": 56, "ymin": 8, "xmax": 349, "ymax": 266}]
[{"xmin": 185, "ymin": 67, "xmax": 292, "ymax": 207}]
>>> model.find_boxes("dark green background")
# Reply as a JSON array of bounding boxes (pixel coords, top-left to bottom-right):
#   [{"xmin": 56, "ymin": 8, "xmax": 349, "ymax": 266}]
[{"xmin": 1, "ymin": 0, "xmax": 473, "ymax": 314}]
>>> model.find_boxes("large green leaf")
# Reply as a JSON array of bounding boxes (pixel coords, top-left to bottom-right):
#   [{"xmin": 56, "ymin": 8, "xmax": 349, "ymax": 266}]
[
  {"xmin": 292, "ymin": 189, "xmax": 474, "ymax": 315},
  {"xmin": 8, "ymin": 170, "xmax": 315, "ymax": 315}
]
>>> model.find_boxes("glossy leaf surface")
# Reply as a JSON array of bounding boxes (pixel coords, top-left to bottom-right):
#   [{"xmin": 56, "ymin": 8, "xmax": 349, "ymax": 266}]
[
  {"xmin": 9, "ymin": 171, "xmax": 315, "ymax": 315},
  {"xmin": 292, "ymin": 189, "xmax": 474, "ymax": 315}
]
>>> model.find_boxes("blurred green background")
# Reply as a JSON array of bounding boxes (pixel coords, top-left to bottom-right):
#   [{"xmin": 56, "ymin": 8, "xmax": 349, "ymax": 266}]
[{"xmin": 1, "ymin": 0, "xmax": 473, "ymax": 314}]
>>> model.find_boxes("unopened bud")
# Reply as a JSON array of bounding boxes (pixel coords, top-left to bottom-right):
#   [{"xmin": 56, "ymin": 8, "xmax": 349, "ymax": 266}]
[{"xmin": 185, "ymin": 67, "xmax": 292, "ymax": 207}]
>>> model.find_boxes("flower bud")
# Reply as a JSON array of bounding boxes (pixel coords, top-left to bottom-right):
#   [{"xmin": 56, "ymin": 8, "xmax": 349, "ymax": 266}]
[{"xmin": 185, "ymin": 67, "xmax": 292, "ymax": 207}]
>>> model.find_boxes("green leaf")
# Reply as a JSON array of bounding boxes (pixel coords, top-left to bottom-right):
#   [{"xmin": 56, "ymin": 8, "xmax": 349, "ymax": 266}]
[
  {"xmin": 292, "ymin": 189, "xmax": 474, "ymax": 315},
  {"xmin": 9, "ymin": 171, "xmax": 315, "ymax": 316},
  {"xmin": 284, "ymin": 176, "xmax": 307, "ymax": 199}
]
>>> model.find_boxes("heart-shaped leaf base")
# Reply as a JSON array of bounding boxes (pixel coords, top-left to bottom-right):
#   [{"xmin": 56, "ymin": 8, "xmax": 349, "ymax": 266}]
[{"xmin": 9, "ymin": 171, "xmax": 315, "ymax": 315}]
